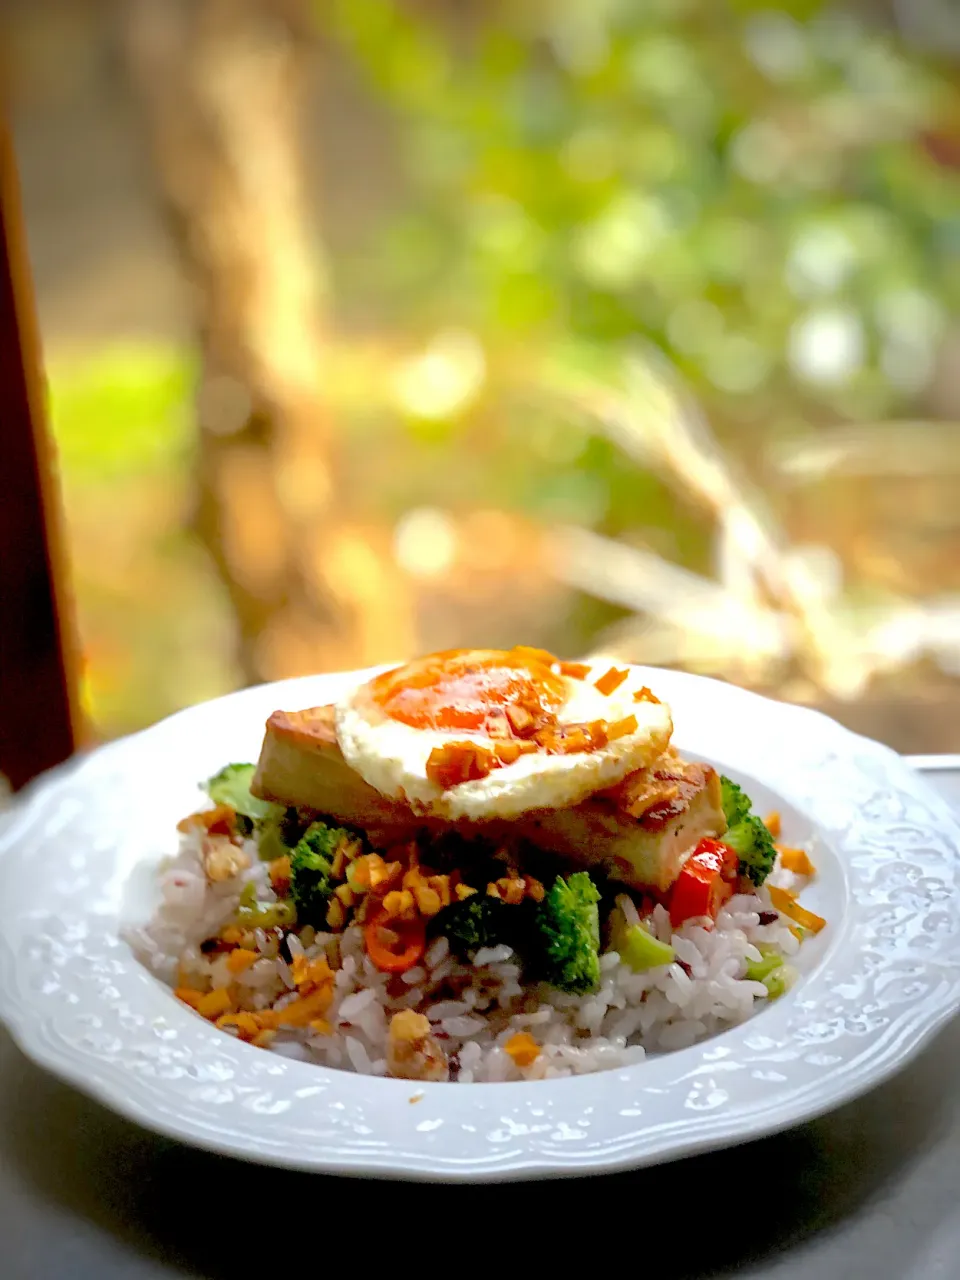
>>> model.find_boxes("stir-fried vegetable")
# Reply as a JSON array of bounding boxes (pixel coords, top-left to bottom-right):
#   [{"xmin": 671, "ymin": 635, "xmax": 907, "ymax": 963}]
[
  {"xmin": 234, "ymin": 880, "xmax": 297, "ymax": 930},
  {"xmin": 503, "ymin": 1032, "xmax": 540, "ymax": 1067},
  {"xmin": 721, "ymin": 814, "xmax": 777, "ymax": 887},
  {"xmin": 767, "ymin": 885, "xmax": 826, "ymax": 934},
  {"xmin": 205, "ymin": 763, "xmax": 283, "ymax": 835},
  {"xmin": 612, "ymin": 917, "xmax": 675, "ymax": 971},
  {"xmin": 431, "ymin": 894, "xmax": 519, "ymax": 956},
  {"xmin": 532, "ymin": 871, "xmax": 601, "ymax": 994},
  {"xmin": 778, "ymin": 846, "xmax": 815, "ymax": 876},
  {"xmin": 717, "ymin": 775, "xmax": 777, "ymax": 886},
  {"xmin": 669, "ymin": 837, "xmax": 738, "ymax": 927},
  {"xmin": 746, "ymin": 947, "xmax": 792, "ymax": 998},
  {"xmin": 364, "ymin": 907, "xmax": 426, "ymax": 973},
  {"xmin": 762, "ymin": 967, "xmax": 790, "ymax": 998},
  {"xmin": 257, "ymin": 815, "xmax": 292, "ymax": 863},
  {"xmin": 289, "ymin": 821, "xmax": 348, "ymax": 926},
  {"xmin": 745, "ymin": 947, "xmax": 783, "ymax": 984},
  {"xmin": 719, "ymin": 776, "xmax": 752, "ymax": 828}
]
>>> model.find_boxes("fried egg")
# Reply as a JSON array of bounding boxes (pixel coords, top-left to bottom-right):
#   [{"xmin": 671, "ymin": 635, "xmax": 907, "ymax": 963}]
[{"xmin": 334, "ymin": 647, "xmax": 673, "ymax": 821}]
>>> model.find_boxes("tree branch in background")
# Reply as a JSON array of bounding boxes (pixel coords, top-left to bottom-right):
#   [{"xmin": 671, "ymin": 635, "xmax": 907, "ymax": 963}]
[
  {"xmin": 124, "ymin": 0, "xmax": 412, "ymax": 682},
  {"xmin": 547, "ymin": 524, "xmax": 792, "ymax": 684},
  {"xmin": 543, "ymin": 351, "xmax": 863, "ymax": 696}
]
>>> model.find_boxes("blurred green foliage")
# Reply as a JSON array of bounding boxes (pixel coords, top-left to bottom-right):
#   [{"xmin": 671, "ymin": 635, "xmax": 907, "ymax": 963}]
[
  {"xmin": 319, "ymin": 0, "xmax": 960, "ymax": 661},
  {"xmin": 49, "ymin": 345, "xmax": 196, "ymax": 481},
  {"xmin": 330, "ymin": 0, "xmax": 959, "ymax": 444},
  {"xmin": 48, "ymin": 345, "xmax": 238, "ymax": 737}
]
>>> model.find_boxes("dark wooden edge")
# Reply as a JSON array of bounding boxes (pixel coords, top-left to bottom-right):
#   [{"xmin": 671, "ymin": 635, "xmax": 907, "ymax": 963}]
[{"xmin": 0, "ymin": 112, "xmax": 83, "ymax": 789}]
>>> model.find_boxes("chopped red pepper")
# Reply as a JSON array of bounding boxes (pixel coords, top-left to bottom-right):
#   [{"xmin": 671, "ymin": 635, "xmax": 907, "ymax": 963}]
[{"xmin": 669, "ymin": 838, "xmax": 739, "ymax": 928}]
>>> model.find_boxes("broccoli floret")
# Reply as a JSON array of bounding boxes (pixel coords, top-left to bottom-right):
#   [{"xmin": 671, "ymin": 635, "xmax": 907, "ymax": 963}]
[
  {"xmin": 256, "ymin": 807, "xmax": 310, "ymax": 863},
  {"xmin": 717, "ymin": 775, "xmax": 777, "ymax": 885},
  {"xmin": 722, "ymin": 814, "xmax": 777, "ymax": 887},
  {"xmin": 289, "ymin": 821, "xmax": 349, "ymax": 926},
  {"xmin": 532, "ymin": 871, "xmax": 601, "ymax": 995},
  {"xmin": 719, "ymin": 775, "xmax": 752, "ymax": 828},
  {"xmin": 205, "ymin": 763, "xmax": 283, "ymax": 835},
  {"xmin": 431, "ymin": 895, "xmax": 525, "ymax": 956}
]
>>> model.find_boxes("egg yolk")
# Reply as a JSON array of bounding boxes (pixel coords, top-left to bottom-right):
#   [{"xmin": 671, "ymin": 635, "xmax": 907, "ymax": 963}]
[{"xmin": 369, "ymin": 648, "xmax": 566, "ymax": 733}]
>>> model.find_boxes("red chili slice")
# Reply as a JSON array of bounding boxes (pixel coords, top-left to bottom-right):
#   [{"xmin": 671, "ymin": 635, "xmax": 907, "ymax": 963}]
[{"xmin": 363, "ymin": 907, "xmax": 427, "ymax": 974}]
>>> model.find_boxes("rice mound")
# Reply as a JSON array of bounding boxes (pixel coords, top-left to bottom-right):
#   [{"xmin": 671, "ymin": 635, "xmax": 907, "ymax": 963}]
[{"xmin": 125, "ymin": 829, "xmax": 801, "ymax": 1083}]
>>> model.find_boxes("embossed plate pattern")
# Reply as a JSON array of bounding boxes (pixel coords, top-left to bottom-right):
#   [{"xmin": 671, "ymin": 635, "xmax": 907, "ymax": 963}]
[{"xmin": 1, "ymin": 667, "xmax": 959, "ymax": 1181}]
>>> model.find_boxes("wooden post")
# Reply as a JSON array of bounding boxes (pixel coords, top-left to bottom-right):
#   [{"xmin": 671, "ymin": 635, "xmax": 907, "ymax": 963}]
[{"xmin": 0, "ymin": 114, "xmax": 82, "ymax": 789}]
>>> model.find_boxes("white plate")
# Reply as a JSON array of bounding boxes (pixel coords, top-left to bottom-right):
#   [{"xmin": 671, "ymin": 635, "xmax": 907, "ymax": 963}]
[{"xmin": 1, "ymin": 667, "xmax": 959, "ymax": 1182}]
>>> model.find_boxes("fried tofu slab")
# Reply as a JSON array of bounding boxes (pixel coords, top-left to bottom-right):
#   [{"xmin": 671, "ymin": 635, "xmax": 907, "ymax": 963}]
[{"xmin": 252, "ymin": 706, "xmax": 725, "ymax": 892}]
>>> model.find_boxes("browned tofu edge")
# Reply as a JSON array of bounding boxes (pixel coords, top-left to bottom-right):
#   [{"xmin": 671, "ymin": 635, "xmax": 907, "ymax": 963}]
[{"xmin": 251, "ymin": 704, "xmax": 726, "ymax": 891}]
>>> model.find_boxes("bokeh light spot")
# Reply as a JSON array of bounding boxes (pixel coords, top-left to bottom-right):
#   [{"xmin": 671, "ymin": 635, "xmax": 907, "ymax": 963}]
[
  {"xmin": 393, "ymin": 507, "xmax": 458, "ymax": 579},
  {"xmin": 789, "ymin": 307, "xmax": 864, "ymax": 386},
  {"xmin": 391, "ymin": 330, "xmax": 486, "ymax": 421}
]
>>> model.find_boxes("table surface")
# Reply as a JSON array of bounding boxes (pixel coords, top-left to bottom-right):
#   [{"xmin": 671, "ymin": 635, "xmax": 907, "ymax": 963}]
[{"xmin": 3, "ymin": 764, "xmax": 960, "ymax": 1279}]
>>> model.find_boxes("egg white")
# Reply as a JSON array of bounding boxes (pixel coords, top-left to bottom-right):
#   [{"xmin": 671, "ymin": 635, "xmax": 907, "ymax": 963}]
[{"xmin": 333, "ymin": 662, "xmax": 673, "ymax": 822}]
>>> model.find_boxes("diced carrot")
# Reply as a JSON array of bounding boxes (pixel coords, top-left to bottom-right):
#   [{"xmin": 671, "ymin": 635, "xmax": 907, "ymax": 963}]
[
  {"xmin": 558, "ymin": 661, "xmax": 591, "ymax": 679},
  {"xmin": 595, "ymin": 666, "xmax": 629, "ymax": 696},
  {"xmin": 504, "ymin": 1032, "xmax": 540, "ymax": 1068},
  {"xmin": 779, "ymin": 846, "xmax": 815, "ymax": 877},
  {"xmin": 493, "ymin": 875, "xmax": 525, "ymax": 905},
  {"xmin": 292, "ymin": 955, "xmax": 333, "ymax": 990},
  {"xmin": 523, "ymin": 875, "xmax": 546, "ymax": 903},
  {"xmin": 217, "ymin": 1011, "xmax": 260, "ymax": 1039},
  {"xmin": 633, "ymin": 686, "xmax": 660, "ymax": 703},
  {"xmin": 428, "ymin": 874, "xmax": 452, "ymax": 907},
  {"xmin": 425, "ymin": 741, "xmax": 500, "ymax": 789},
  {"xmin": 505, "ymin": 704, "xmax": 536, "ymax": 736},
  {"xmin": 220, "ymin": 926, "xmax": 244, "ymax": 946},
  {"xmin": 177, "ymin": 803, "xmax": 236, "ymax": 836},
  {"xmin": 175, "ymin": 987, "xmax": 205, "ymax": 1011},
  {"xmin": 606, "ymin": 714, "xmax": 638, "ymax": 741},
  {"xmin": 226, "ymin": 948, "xmax": 258, "ymax": 975},
  {"xmin": 534, "ymin": 719, "xmax": 609, "ymax": 754},
  {"xmin": 768, "ymin": 885, "xmax": 826, "ymax": 934},
  {"xmin": 259, "ymin": 985, "xmax": 334, "ymax": 1030},
  {"xmin": 308, "ymin": 1019, "xmax": 332, "ymax": 1036},
  {"xmin": 197, "ymin": 987, "xmax": 234, "ymax": 1019},
  {"xmin": 252, "ymin": 1030, "xmax": 276, "ymax": 1049},
  {"xmin": 325, "ymin": 898, "xmax": 346, "ymax": 930},
  {"xmin": 268, "ymin": 854, "xmax": 291, "ymax": 885},
  {"xmin": 510, "ymin": 645, "xmax": 557, "ymax": 667},
  {"xmin": 787, "ymin": 901, "xmax": 826, "ymax": 934},
  {"xmin": 349, "ymin": 852, "xmax": 385, "ymax": 890},
  {"xmin": 381, "ymin": 888, "xmax": 416, "ymax": 921},
  {"xmin": 765, "ymin": 810, "xmax": 782, "ymax": 839}
]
